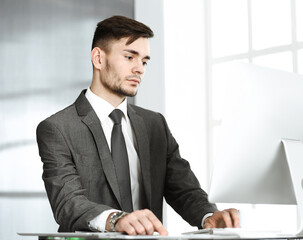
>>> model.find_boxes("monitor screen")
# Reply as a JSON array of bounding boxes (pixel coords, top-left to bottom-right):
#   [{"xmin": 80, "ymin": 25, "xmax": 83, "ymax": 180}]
[{"xmin": 209, "ymin": 62, "xmax": 303, "ymax": 205}]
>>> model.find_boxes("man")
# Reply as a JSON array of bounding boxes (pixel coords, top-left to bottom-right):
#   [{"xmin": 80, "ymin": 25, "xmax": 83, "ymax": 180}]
[{"xmin": 36, "ymin": 15, "xmax": 239, "ymax": 235}]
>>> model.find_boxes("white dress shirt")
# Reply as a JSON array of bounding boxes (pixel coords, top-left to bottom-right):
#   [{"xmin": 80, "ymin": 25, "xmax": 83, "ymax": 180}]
[{"xmin": 85, "ymin": 87, "xmax": 143, "ymax": 231}]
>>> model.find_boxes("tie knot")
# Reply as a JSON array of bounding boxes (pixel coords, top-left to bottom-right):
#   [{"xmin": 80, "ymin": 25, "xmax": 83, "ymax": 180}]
[{"xmin": 109, "ymin": 109, "xmax": 123, "ymax": 124}]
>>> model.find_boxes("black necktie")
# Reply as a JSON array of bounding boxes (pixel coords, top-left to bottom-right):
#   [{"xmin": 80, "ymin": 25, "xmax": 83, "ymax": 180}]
[{"xmin": 109, "ymin": 109, "xmax": 133, "ymax": 212}]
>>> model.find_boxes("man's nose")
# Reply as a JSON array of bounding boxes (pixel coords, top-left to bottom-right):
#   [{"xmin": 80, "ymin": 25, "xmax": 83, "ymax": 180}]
[{"xmin": 132, "ymin": 60, "xmax": 145, "ymax": 75}]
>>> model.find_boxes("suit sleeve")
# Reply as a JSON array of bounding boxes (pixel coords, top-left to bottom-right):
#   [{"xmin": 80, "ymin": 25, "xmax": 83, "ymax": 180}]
[
  {"xmin": 159, "ymin": 114, "xmax": 218, "ymax": 228},
  {"xmin": 36, "ymin": 119, "xmax": 111, "ymax": 232}
]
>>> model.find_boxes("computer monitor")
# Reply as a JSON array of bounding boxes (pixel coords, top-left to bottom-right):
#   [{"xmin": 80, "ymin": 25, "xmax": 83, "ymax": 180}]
[{"xmin": 208, "ymin": 62, "xmax": 303, "ymax": 234}]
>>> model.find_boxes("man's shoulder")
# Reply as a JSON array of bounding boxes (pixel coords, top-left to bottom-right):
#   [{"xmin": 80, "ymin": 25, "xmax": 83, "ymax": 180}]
[
  {"xmin": 128, "ymin": 104, "xmax": 163, "ymax": 118},
  {"xmin": 127, "ymin": 104, "xmax": 169, "ymax": 132}
]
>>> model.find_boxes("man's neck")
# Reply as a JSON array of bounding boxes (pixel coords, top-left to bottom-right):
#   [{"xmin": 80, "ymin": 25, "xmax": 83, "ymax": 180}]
[{"xmin": 89, "ymin": 84, "xmax": 126, "ymax": 108}]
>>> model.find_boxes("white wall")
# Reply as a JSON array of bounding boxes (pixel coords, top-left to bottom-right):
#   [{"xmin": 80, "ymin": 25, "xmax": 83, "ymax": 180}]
[
  {"xmin": 164, "ymin": 0, "xmax": 209, "ymax": 234},
  {"xmin": 134, "ymin": 0, "xmax": 165, "ymax": 115}
]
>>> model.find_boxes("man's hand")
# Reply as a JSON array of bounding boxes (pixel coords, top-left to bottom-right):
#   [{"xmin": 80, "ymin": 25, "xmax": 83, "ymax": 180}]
[
  {"xmin": 106, "ymin": 209, "xmax": 168, "ymax": 236},
  {"xmin": 203, "ymin": 208, "xmax": 240, "ymax": 229}
]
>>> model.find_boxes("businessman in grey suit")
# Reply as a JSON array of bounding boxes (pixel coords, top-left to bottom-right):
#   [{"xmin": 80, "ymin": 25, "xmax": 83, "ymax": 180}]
[{"xmin": 36, "ymin": 16, "xmax": 239, "ymax": 235}]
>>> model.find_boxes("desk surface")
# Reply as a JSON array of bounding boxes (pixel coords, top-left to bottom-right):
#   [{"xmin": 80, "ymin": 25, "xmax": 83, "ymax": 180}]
[{"xmin": 18, "ymin": 232, "xmax": 303, "ymax": 240}]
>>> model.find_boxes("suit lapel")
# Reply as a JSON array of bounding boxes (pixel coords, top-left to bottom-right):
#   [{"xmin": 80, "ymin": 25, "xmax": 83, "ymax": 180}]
[
  {"xmin": 128, "ymin": 104, "xmax": 152, "ymax": 209},
  {"xmin": 75, "ymin": 90, "xmax": 122, "ymax": 207}
]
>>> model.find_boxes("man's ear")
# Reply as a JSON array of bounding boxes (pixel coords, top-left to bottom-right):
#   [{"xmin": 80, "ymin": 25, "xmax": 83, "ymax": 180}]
[{"xmin": 91, "ymin": 47, "xmax": 105, "ymax": 70}]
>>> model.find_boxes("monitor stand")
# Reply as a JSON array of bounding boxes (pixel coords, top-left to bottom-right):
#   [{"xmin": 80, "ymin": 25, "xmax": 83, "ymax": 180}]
[{"xmin": 282, "ymin": 139, "xmax": 303, "ymax": 236}]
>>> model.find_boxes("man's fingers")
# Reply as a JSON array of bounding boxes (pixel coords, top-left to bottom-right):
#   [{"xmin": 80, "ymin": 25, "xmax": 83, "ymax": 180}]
[
  {"xmin": 226, "ymin": 208, "xmax": 240, "ymax": 227},
  {"xmin": 115, "ymin": 217, "xmax": 137, "ymax": 235},
  {"xmin": 203, "ymin": 208, "xmax": 240, "ymax": 229},
  {"xmin": 128, "ymin": 213, "xmax": 148, "ymax": 235},
  {"xmin": 115, "ymin": 209, "xmax": 168, "ymax": 235},
  {"xmin": 116, "ymin": 213, "xmax": 145, "ymax": 235},
  {"xmin": 145, "ymin": 210, "xmax": 168, "ymax": 235},
  {"xmin": 203, "ymin": 221, "xmax": 213, "ymax": 229},
  {"xmin": 138, "ymin": 210, "xmax": 156, "ymax": 235},
  {"xmin": 138, "ymin": 216, "xmax": 154, "ymax": 235},
  {"xmin": 221, "ymin": 210, "xmax": 233, "ymax": 228}
]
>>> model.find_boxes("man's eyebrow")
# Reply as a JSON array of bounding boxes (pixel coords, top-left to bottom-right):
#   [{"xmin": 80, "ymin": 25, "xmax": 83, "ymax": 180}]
[{"xmin": 123, "ymin": 49, "xmax": 150, "ymax": 60}]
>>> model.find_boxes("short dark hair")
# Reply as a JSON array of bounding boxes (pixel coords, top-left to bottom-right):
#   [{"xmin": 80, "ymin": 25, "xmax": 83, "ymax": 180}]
[{"xmin": 91, "ymin": 15, "xmax": 154, "ymax": 52}]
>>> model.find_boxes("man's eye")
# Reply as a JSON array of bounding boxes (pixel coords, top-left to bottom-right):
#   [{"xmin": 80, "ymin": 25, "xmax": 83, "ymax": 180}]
[
  {"xmin": 143, "ymin": 62, "xmax": 148, "ymax": 66},
  {"xmin": 125, "ymin": 56, "xmax": 133, "ymax": 60}
]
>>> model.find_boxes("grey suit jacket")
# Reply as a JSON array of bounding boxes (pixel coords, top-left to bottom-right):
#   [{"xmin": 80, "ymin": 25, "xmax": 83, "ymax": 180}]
[{"xmin": 36, "ymin": 90, "xmax": 217, "ymax": 232}]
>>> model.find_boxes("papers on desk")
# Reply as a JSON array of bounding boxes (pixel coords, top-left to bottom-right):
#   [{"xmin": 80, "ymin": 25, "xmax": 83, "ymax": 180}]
[{"xmin": 182, "ymin": 228, "xmax": 300, "ymax": 239}]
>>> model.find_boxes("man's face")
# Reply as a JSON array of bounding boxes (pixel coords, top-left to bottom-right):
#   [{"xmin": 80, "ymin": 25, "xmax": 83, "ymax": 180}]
[{"xmin": 99, "ymin": 37, "xmax": 150, "ymax": 98}]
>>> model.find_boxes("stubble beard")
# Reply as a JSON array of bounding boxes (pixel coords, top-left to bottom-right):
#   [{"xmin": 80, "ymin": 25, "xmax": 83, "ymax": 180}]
[{"xmin": 101, "ymin": 60, "xmax": 139, "ymax": 97}]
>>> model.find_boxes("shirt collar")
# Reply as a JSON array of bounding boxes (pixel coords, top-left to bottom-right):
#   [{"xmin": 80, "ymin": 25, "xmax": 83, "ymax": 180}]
[{"xmin": 85, "ymin": 87, "xmax": 128, "ymax": 124}]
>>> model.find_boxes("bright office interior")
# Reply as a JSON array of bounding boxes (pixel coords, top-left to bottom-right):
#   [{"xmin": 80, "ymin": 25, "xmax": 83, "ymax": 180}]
[
  {"xmin": 1, "ymin": 0, "xmax": 303, "ymax": 239},
  {"xmin": 164, "ymin": 0, "xmax": 302, "ymax": 235}
]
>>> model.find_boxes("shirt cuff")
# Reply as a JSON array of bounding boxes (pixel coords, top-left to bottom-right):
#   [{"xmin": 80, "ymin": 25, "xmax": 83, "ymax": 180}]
[
  {"xmin": 201, "ymin": 213, "xmax": 214, "ymax": 228},
  {"xmin": 89, "ymin": 209, "xmax": 118, "ymax": 232}
]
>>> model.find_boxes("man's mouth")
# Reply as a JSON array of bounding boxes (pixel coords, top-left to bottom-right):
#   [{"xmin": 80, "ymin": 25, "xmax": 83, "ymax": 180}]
[{"xmin": 126, "ymin": 76, "xmax": 141, "ymax": 84}]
